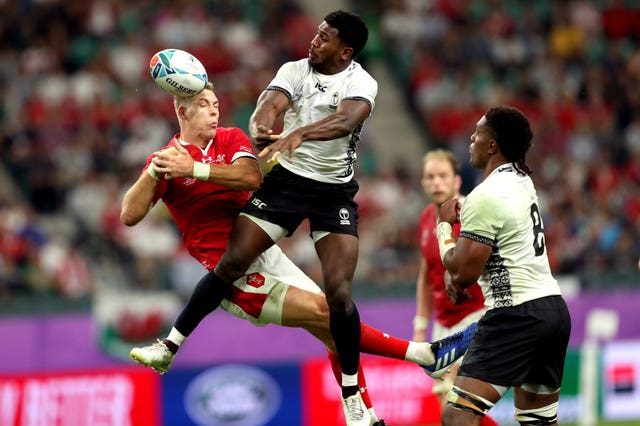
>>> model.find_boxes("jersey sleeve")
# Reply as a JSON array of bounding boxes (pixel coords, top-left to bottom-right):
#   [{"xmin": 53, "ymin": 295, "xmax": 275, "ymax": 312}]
[
  {"xmin": 459, "ymin": 188, "xmax": 505, "ymax": 245},
  {"xmin": 265, "ymin": 61, "xmax": 302, "ymax": 101},
  {"xmin": 345, "ymin": 68, "xmax": 378, "ymax": 113},
  {"xmin": 224, "ymin": 127, "xmax": 258, "ymax": 162}
]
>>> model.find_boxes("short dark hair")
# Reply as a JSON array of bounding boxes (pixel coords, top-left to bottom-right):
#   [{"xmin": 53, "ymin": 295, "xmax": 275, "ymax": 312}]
[
  {"xmin": 484, "ymin": 105, "xmax": 533, "ymax": 175},
  {"xmin": 324, "ymin": 10, "xmax": 368, "ymax": 57}
]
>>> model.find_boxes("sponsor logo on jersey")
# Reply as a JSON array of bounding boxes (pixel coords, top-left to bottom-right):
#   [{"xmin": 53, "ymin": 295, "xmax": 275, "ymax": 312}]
[
  {"xmin": 314, "ymin": 81, "xmax": 327, "ymax": 92},
  {"xmin": 339, "ymin": 208, "xmax": 351, "ymax": 225}
]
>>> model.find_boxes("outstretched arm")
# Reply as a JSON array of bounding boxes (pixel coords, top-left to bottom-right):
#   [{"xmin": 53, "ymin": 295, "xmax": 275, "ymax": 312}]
[
  {"xmin": 249, "ymin": 89, "xmax": 290, "ymax": 151},
  {"xmin": 257, "ymin": 96, "xmax": 372, "ymax": 162}
]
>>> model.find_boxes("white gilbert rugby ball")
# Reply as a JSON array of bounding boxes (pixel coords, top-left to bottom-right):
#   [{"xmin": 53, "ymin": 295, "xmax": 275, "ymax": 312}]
[{"xmin": 149, "ymin": 49, "xmax": 208, "ymax": 97}]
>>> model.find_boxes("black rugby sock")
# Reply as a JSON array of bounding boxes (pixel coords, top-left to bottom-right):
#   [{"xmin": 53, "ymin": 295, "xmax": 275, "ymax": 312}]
[
  {"xmin": 174, "ymin": 270, "xmax": 231, "ymax": 336},
  {"xmin": 329, "ymin": 304, "xmax": 361, "ymax": 388}
]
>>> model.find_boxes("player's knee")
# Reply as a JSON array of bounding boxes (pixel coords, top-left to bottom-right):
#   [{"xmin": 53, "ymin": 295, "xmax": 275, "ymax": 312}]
[
  {"xmin": 217, "ymin": 253, "xmax": 251, "ymax": 282},
  {"xmin": 325, "ymin": 289, "xmax": 351, "ymax": 313},
  {"xmin": 514, "ymin": 402, "xmax": 558, "ymax": 425},
  {"xmin": 445, "ymin": 386, "xmax": 494, "ymax": 417},
  {"xmin": 311, "ymin": 293, "xmax": 330, "ymax": 321}
]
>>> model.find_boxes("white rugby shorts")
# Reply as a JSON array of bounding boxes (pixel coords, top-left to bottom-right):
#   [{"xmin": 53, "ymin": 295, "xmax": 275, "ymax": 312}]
[{"xmin": 220, "ymin": 245, "xmax": 321, "ymax": 326}]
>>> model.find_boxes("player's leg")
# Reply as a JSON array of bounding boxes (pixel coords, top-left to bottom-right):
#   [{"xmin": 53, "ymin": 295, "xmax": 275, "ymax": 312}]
[
  {"xmin": 327, "ymin": 350, "xmax": 384, "ymax": 424},
  {"xmin": 179, "ymin": 216, "xmax": 277, "ymax": 337},
  {"xmin": 252, "ymin": 243, "xmax": 476, "ymax": 382},
  {"xmin": 443, "ymin": 296, "xmax": 570, "ymax": 425},
  {"xmin": 441, "ymin": 376, "xmax": 501, "ymax": 426},
  {"xmin": 314, "ymin": 235, "xmax": 359, "ymax": 371},
  {"xmin": 513, "ymin": 387, "xmax": 560, "ymax": 426},
  {"xmin": 511, "ymin": 297, "xmax": 569, "ymax": 426},
  {"xmin": 129, "ymin": 216, "xmax": 276, "ymax": 373},
  {"xmin": 278, "ymin": 283, "xmax": 473, "ymax": 372},
  {"xmin": 222, "ymin": 274, "xmax": 384, "ymax": 425},
  {"xmin": 431, "ymin": 310, "xmax": 498, "ymax": 425}
]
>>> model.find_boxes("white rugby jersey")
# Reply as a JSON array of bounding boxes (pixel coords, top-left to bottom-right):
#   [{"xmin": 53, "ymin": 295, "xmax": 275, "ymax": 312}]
[
  {"xmin": 266, "ymin": 58, "xmax": 378, "ymax": 183},
  {"xmin": 459, "ymin": 163, "xmax": 561, "ymax": 309}
]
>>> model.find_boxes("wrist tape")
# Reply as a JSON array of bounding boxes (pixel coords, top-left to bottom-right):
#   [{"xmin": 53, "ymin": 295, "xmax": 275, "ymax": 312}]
[
  {"xmin": 193, "ymin": 162, "xmax": 210, "ymax": 181},
  {"xmin": 413, "ymin": 316, "xmax": 429, "ymax": 331},
  {"xmin": 436, "ymin": 221, "xmax": 456, "ymax": 263},
  {"xmin": 146, "ymin": 165, "xmax": 159, "ymax": 180}
]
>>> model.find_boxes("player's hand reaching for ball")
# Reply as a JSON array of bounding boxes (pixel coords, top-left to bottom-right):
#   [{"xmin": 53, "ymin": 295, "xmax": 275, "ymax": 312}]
[
  {"xmin": 252, "ymin": 124, "xmax": 280, "ymax": 151},
  {"xmin": 152, "ymin": 142, "xmax": 194, "ymax": 180},
  {"xmin": 259, "ymin": 130, "xmax": 302, "ymax": 163}
]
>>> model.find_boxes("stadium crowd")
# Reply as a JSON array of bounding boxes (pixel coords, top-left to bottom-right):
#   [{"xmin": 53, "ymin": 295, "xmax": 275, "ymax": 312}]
[{"xmin": 0, "ymin": 0, "xmax": 638, "ymax": 305}]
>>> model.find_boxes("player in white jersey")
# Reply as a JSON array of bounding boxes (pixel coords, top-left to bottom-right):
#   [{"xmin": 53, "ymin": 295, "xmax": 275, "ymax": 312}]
[
  {"xmin": 154, "ymin": 11, "xmax": 379, "ymax": 425},
  {"xmin": 261, "ymin": 57, "xmax": 376, "ymax": 182},
  {"xmin": 435, "ymin": 106, "xmax": 571, "ymax": 425}
]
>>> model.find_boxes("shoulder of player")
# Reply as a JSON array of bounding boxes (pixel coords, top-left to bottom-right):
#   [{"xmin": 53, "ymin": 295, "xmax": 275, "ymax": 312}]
[
  {"xmin": 348, "ymin": 62, "xmax": 377, "ymax": 86},
  {"xmin": 465, "ymin": 182, "xmax": 503, "ymax": 210},
  {"xmin": 214, "ymin": 126, "xmax": 249, "ymax": 140},
  {"xmin": 280, "ymin": 58, "xmax": 310, "ymax": 74}
]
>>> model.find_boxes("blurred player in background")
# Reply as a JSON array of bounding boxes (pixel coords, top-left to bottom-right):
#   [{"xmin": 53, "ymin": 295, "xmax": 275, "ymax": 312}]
[
  {"xmin": 141, "ymin": 10, "xmax": 387, "ymax": 425},
  {"xmin": 414, "ymin": 149, "xmax": 497, "ymax": 426},
  {"xmin": 122, "ymin": 82, "xmax": 476, "ymax": 426},
  {"xmin": 437, "ymin": 106, "xmax": 571, "ymax": 426}
]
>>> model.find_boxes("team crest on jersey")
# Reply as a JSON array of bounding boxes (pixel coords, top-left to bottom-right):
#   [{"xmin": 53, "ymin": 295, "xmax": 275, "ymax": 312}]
[
  {"xmin": 339, "ymin": 208, "xmax": 351, "ymax": 225},
  {"xmin": 331, "ymin": 92, "xmax": 340, "ymax": 107},
  {"xmin": 183, "ymin": 178, "xmax": 198, "ymax": 186},
  {"xmin": 246, "ymin": 273, "xmax": 265, "ymax": 288}
]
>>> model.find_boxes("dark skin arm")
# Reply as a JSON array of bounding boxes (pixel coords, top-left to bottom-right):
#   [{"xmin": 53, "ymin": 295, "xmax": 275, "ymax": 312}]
[
  {"xmin": 439, "ymin": 198, "xmax": 492, "ymax": 304},
  {"xmin": 249, "ymin": 89, "xmax": 371, "ymax": 162}
]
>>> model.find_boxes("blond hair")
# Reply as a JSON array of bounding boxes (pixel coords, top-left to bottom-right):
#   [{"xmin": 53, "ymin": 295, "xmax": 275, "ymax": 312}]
[
  {"xmin": 173, "ymin": 81, "xmax": 214, "ymax": 110},
  {"xmin": 423, "ymin": 149, "xmax": 460, "ymax": 175}
]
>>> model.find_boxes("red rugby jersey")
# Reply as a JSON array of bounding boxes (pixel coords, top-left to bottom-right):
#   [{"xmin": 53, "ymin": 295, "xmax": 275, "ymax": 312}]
[
  {"xmin": 143, "ymin": 127, "xmax": 255, "ymax": 270},
  {"xmin": 419, "ymin": 203, "xmax": 485, "ymax": 327}
]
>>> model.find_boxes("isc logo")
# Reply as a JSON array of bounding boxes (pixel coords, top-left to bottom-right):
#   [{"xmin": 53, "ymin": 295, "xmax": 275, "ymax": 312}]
[{"xmin": 251, "ymin": 198, "xmax": 267, "ymax": 209}]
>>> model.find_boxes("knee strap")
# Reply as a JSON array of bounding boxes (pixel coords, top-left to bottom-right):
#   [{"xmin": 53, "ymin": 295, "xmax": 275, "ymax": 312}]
[
  {"xmin": 514, "ymin": 401, "xmax": 558, "ymax": 425},
  {"xmin": 445, "ymin": 386, "xmax": 494, "ymax": 416}
]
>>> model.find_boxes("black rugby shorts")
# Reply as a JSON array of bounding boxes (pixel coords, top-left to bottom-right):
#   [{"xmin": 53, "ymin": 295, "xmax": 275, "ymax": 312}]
[
  {"xmin": 242, "ymin": 165, "xmax": 359, "ymax": 237},
  {"xmin": 458, "ymin": 295, "xmax": 571, "ymax": 389}
]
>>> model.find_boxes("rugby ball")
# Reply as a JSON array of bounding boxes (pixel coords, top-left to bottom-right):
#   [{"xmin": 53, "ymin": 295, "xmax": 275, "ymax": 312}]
[{"xmin": 149, "ymin": 49, "xmax": 208, "ymax": 97}]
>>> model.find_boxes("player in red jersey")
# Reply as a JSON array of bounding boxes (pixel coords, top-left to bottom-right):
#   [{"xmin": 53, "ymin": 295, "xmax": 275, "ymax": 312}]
[
  {"xmin": 122, "ymin": 83, "xmax": 476, "ymax": 425},
  {"xmin": 414, "ymin": 149, "xmax": 497, "ymax": 426}
]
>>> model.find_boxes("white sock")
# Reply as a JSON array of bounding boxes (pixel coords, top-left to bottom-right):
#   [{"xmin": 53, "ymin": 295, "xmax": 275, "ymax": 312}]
[
  {"xmin": 342, "ymin": 373, "xmax": 358, "ymax": 388},
  {"xmin": 406, "ymin": 341, "xmax": 435, "ymax": 365},
  {"xmin": 167, "ymin": 328, "xmax": 186, "ymax": 346},
  {"xmin": 368, "ymin": 408, "xmax": 378, "ymax": 422}
]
